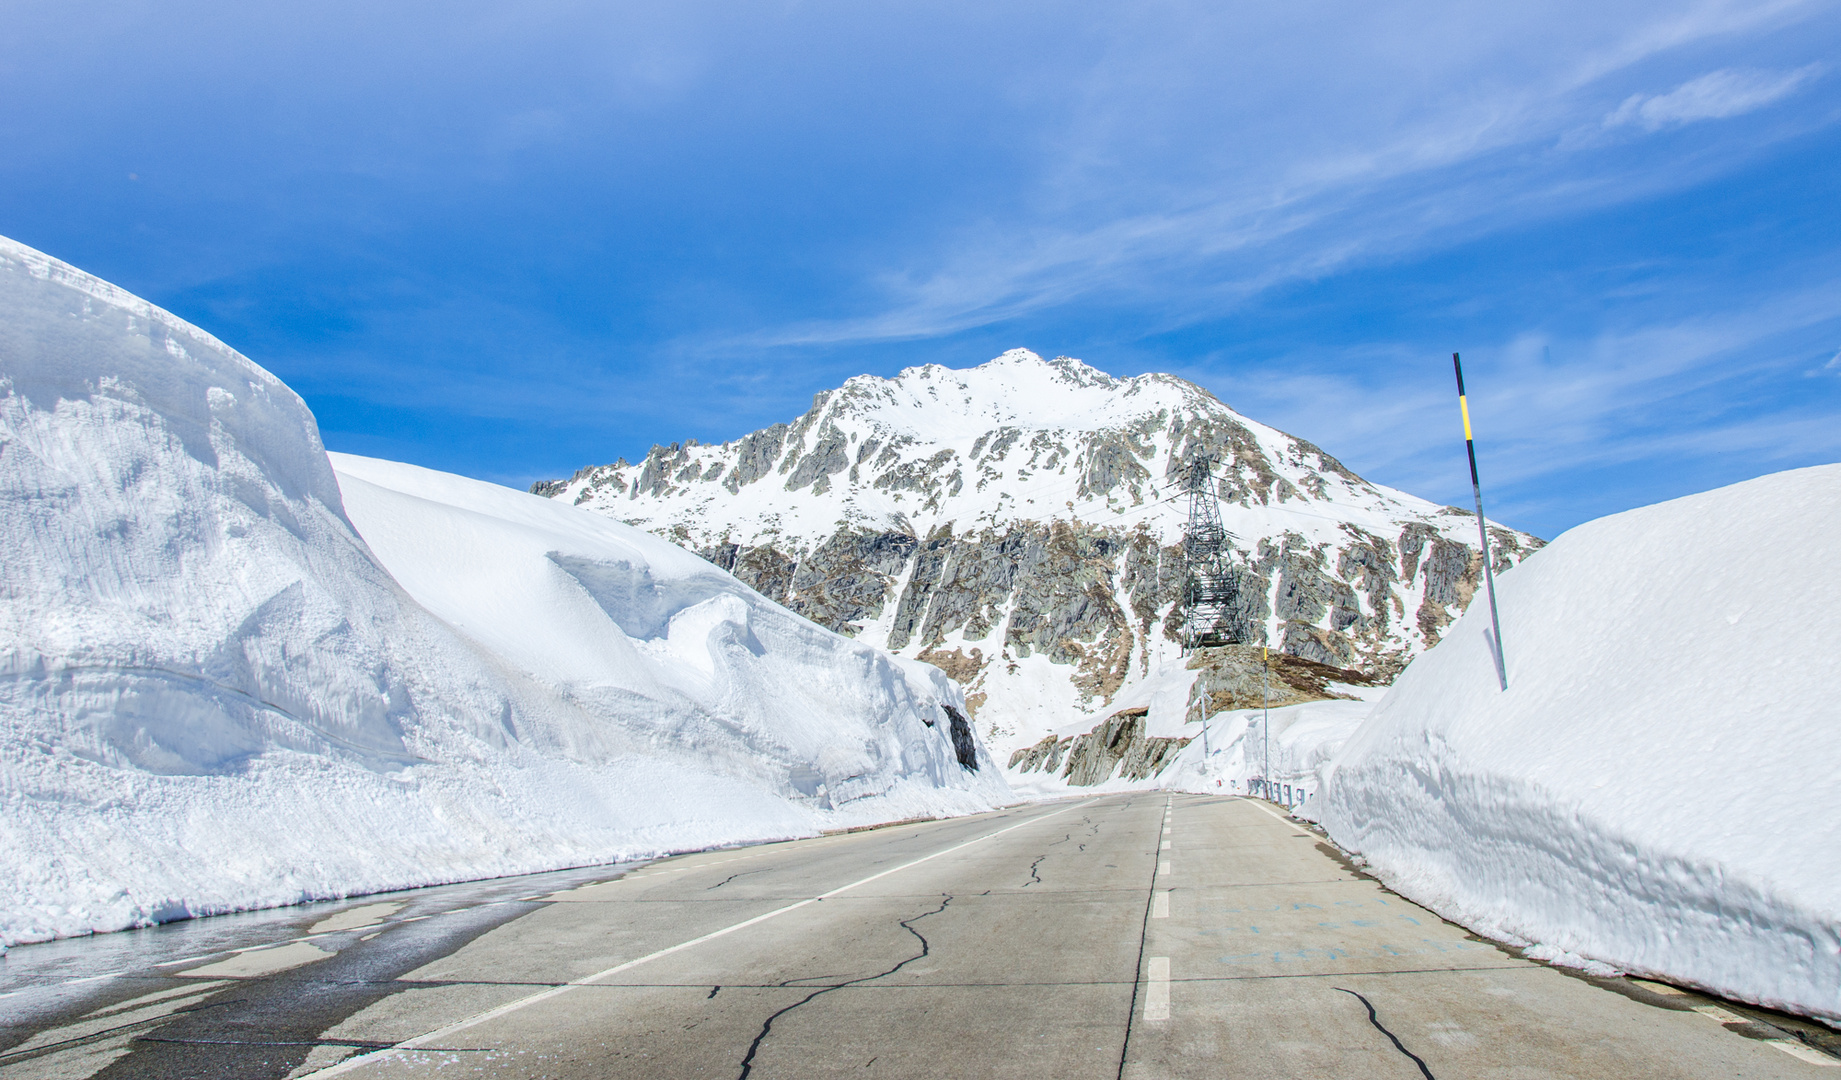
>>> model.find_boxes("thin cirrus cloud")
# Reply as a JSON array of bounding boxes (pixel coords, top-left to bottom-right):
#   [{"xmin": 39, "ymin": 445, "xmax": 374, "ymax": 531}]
[
  {"xmin": 706, "ymin": 6, "xmax": 1833, "ymax": 361},
  {"xmin": 654, "ymin": 2, "xmax": 1841, "ymax": 540},
  {"xmin": 1214, "ymin": 272, "xmax": 1841, "ymax": 535},
  {"xmin": 0, "ymin": 0, "xmax": 1836, "ymax": 537},
  {"xmin": 1604, "ymin": 65, "xmax": 1824, "ymax": 130}
]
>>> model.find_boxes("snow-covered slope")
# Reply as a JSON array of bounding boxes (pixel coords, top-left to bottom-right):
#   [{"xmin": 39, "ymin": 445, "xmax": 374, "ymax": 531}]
[
  {"xmin": 538, "ymin": 350, "xmax": 1542, "ymax": 765},
  {"xmin": 330, "ymin": 453, "xmax": 1002, "ymax": 807},
  {"xmin": 1323, "ymin": 465, "xmax": 1841, "ymax": 1022},
  {"xmin": 0, "ymin": 235, "xmax": 1004, "ymax": 947}
]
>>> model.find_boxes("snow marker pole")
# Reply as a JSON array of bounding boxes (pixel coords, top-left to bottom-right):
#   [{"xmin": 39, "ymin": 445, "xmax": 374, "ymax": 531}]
[
  {"xmin": 1261, "ymin": 643, "xmax": 1270, "ymax": 799},
  {"xmin": 1453, "ymin": 353, "xmax": 1508, "ymax": 691}
]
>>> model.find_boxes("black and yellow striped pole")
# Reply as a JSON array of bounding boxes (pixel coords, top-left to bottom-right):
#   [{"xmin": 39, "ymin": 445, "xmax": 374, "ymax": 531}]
[{"xmin": 1454, "ymin": 353, "xmax": 1508, "ymax": 691}]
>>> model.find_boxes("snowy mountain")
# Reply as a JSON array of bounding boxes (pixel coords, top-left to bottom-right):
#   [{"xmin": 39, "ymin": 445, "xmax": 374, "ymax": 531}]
[
  {"xmin": 1322, "ymin": 464, "xmax": 1841, "ymax": 1024},
  {"xmin": 536, "ymin": 350, "xmax": 1543, "ymax": 763},
  {"xmin": 0, "ymin": 235, "xmax": 1005, "ymax": 947}
]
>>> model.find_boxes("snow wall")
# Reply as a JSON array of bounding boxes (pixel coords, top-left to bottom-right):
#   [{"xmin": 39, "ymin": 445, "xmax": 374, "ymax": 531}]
[
  {"xmin": 1323, "ymin": 464, "xmax": 1841, "ymax": 1023},
  {"xmin": 0, "ymin": 235, "xmax": 1008, "ymax": 947}
]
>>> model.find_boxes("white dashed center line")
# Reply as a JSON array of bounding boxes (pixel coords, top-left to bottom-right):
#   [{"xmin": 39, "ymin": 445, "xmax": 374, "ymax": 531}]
[{"xmin": 1145, "ymin": 957, "xmax": 1171, "ymax": 1022}]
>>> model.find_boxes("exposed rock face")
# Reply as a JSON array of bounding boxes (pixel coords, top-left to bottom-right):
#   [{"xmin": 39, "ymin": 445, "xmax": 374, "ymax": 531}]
[
  {"xmin": 1179, "ymin": 646, "xmax": 1377, "ymax": 721},
  {"xmin": 943, "ymin": 705, "xmax": 980, "ymax": 771},
  {"xmin": 1008, "ymin": 708, "xmax": 1192, "ymax": 786},
  {"xmin": 534, "ymin": 350, "xmax": 1542, "ymax": 762}
]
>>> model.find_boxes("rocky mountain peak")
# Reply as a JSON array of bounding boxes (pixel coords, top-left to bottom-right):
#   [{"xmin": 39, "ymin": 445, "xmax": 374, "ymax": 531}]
[{"xmin": 534, "ymin": 350, "xmax": 1542, "ymax": 762}]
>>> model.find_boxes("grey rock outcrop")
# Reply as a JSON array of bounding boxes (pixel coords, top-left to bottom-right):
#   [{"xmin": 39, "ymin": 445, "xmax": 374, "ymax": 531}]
[
  {"xmin": 1178, "ymin": 646, "xmax": 1376, "ymax": 721},
  {"xmin": 1007, "ymin": 707, "xmax": 1192, "ymax": 786}
]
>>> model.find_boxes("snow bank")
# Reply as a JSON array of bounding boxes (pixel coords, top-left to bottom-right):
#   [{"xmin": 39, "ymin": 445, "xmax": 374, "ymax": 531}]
[
  {"xmin": 1166, "ymin": 697, "xmax": 1378, "ymax": 805},
  {"xmin": 0, "ymin": 235, "xmax": 1005, "ymax": 947},
  {"xmin": 1323, "ymin": 465, "xmax": 1841, "ymax": 1022},
  {"xmin": 329, "ymin": 453, "xmax": 1006, "ymax": 810}
]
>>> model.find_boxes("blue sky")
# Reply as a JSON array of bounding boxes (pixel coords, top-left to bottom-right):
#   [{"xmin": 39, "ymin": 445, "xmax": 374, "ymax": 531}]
[{"xmin": 3, "ymin": 0, "xmax": 1838, "ymax": 539}]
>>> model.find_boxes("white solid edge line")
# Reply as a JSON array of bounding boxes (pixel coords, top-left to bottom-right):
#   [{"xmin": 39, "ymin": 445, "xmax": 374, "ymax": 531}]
[
  {"xmin": 158, "ymin": 918, "xmax": 410, "ymax": 972},
  {"xmin": 1765, "ymin": 1040, "xmax": 1841, "ymax": 1067},
  {"xmin": 308, "ymin": 799, "xmax": 1096, "ymax": 1077},
  {"xmin": 1242, "ymin": 798, "xmax": 1300, "ymax": 828}
]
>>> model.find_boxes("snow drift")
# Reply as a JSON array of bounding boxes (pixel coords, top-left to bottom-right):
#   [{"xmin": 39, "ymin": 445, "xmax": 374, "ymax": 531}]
[
  {"xmin": 329, "ymin": 452, "xmax": 1003, "ymax": 810},
  {"xmin": 0, "ymin": 235, "xmax": 1005, "ymax": 947},
  {"xmin": 1323, "ymin": 465, "xmax": 1841, "ymax": 1022}
]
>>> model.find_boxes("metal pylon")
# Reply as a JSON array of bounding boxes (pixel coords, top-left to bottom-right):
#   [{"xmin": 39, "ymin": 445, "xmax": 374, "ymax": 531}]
[{"xmin": 1180, "ymin": 453, "xmax": 1237, "ymax": 652}]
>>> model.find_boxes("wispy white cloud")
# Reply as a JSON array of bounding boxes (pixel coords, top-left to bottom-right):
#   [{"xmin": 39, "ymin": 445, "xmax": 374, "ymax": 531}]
[
  {"xmin": 1604, "ymin": 65, "xmax": 1823, "ymax": 130},
  {"xmin": 693, "ymin": 2, "xmax": 1838, "ymax": 356},
  {"xmin": 11, "ymin": 0, "xmax": 1838, "ymax": 514},
  {"xmin": 1215, "ymin": 279, "xmax": 1841, "ymax": 535}
]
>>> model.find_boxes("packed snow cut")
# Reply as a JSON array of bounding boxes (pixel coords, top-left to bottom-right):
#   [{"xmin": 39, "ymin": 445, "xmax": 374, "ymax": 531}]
[
  {"xmin": 0, "ymin": 235, "xmax": 1007, "ymax": 948},
  {"xmin": 1323, "ymin": 465, "xmax": 1841, "ymax": 1024}
]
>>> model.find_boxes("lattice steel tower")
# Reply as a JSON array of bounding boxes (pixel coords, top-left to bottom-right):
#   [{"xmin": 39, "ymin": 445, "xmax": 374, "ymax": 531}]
[{"xmin": 1180, "ymin": 453, "xmax": 1238, "ymax": 652}]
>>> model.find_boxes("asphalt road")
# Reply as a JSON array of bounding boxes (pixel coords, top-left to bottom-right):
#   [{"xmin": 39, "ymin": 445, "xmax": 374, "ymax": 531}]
[{"xmin": 3, "ymin": 794, "xmax": 1836, "ymax": 1079}]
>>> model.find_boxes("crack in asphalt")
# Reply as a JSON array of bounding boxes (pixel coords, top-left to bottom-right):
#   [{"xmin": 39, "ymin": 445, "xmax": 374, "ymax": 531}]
[
  {"xmin": 776, "ymin": 973, "xmax": 856, "ymax": 987},
  {"xmin": 132, "ymin": 1037, "xmax": 391, "ymax": 1048},
  {"xmin": 733, "ymin": 895, "xmax": 953, "ymax": 1080},
  {"xmin": 705, "ymin": 870, "xmax": 769, "ymax": 891},
  {"xmin": 1022, "ymin": 822, "xmax": 1090, "ymax": 888},
  {"xmin": 1335, "ymin": 987, "xmax": 1436, "ymax": 1080},
  {"xmin": 0, "ymin": 996, "xmax": 244, "ymax": 1066}
]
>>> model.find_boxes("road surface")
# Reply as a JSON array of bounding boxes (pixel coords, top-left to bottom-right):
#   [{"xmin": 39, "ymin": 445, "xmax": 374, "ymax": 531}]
[{"xmin": 3, "ymin": 794, "xmax": 1836, "ymax": 1078}]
